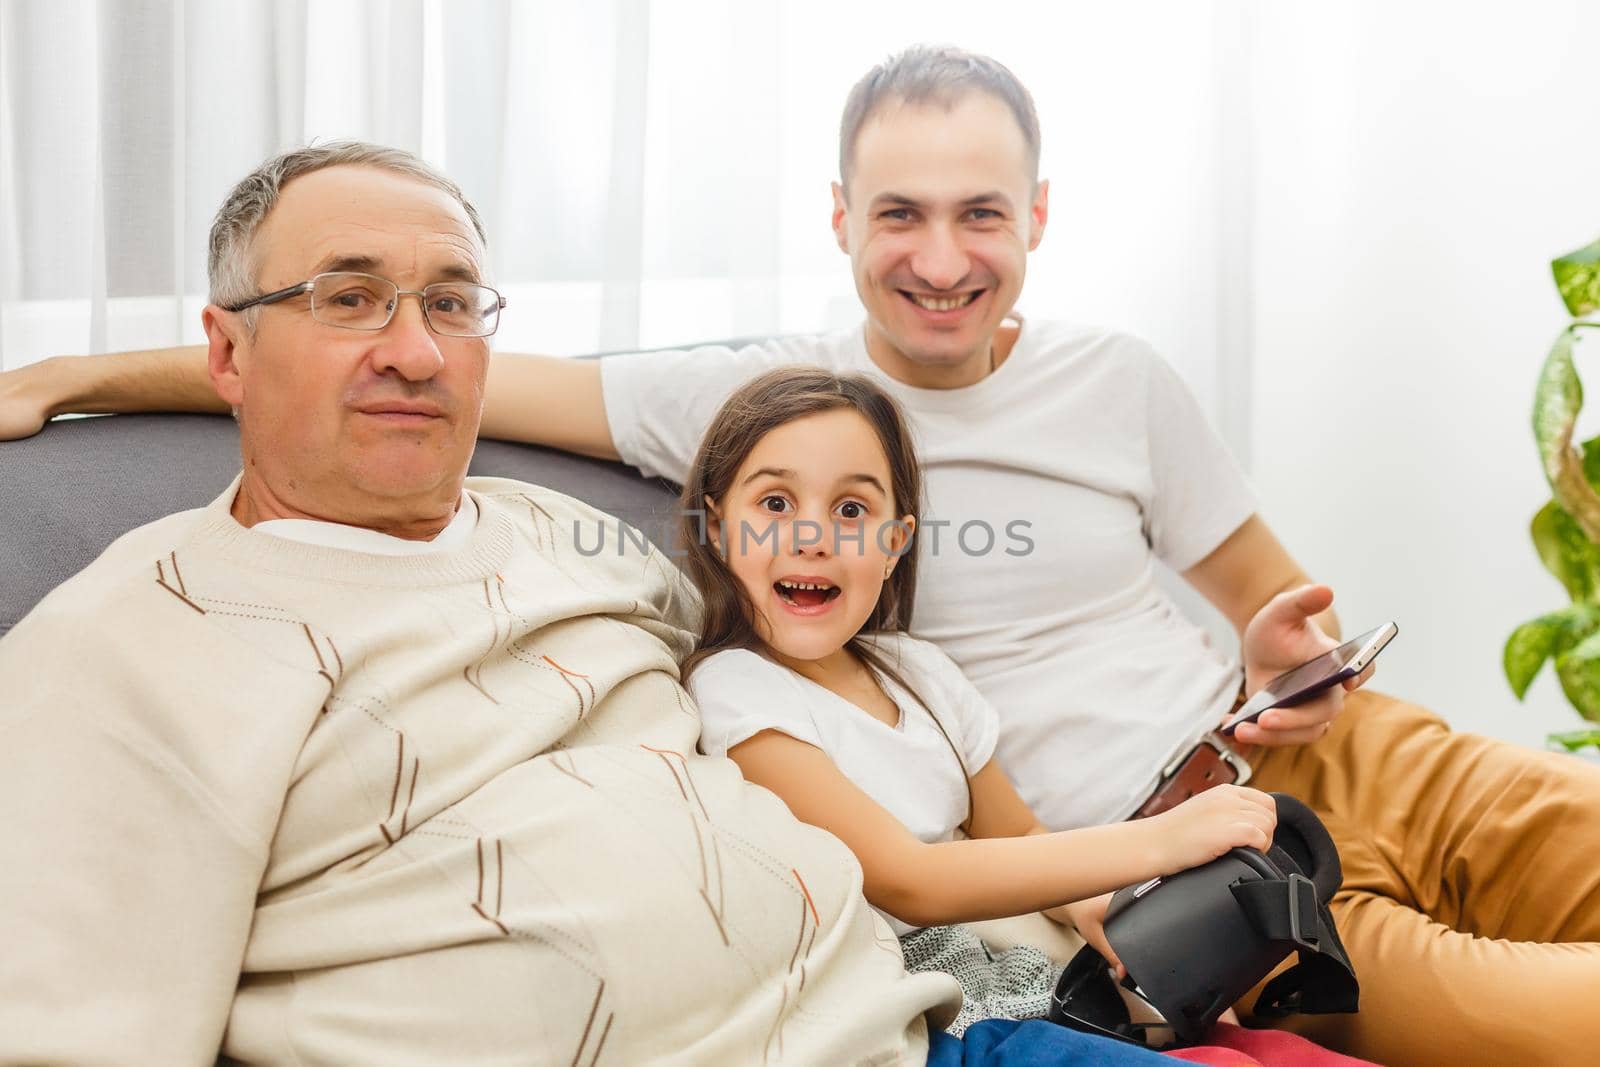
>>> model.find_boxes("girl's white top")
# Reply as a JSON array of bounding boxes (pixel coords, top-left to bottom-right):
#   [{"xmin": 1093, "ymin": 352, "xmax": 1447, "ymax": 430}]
[
  {"xmin": 689, "ymin": 632, "xmax": 999, "ymax": 935},
  {"xmin": 602, "ymin": 320, "xmax": 1254, "ymax": 830}
]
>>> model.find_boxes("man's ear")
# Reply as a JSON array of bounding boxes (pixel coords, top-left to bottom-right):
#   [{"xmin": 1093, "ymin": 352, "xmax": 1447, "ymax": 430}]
[
  {"xmin": 831, "ymin": 181, "xmax": 851, "ymax": 254},
  {"xmin": 202, "ymin": 305, "xmax": 248, "ymax": 408},
  {"xmin": 1027, "ymin": 178, "xmax": 1050, "ymax": 252}
]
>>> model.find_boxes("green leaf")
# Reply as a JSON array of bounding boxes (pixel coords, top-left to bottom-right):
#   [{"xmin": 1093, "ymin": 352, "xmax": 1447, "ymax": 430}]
[
  {"xmin": 1534, "ymin": 329, "xmax": 1581, "ymax": 486},
  {"xmin": 1528, "ymin": 435, "xmax": 1600, "ymax": 604},
  {"xmin": 1580, "ymin": 433, "xmax": 1600, "ymax": 488},
  {"xmin": 1530, "ymin": 502, "xmax": 1600, "ymax": 599},
  {"xmin": 1534, "ymin": 328, "xmax": 1600, "ymax": 544},
  {"xmin": 1547, "ymin": 727, "xmax": 1600, "ymax": 753},
  {"xmin": 1504, "ymin": 604, "xmax": 1600, "ymax": 698},
  {"xmin": 1554, "ymin": 626, "xmax": 1600, "ymax": 723},
  {"xmin": 1553, "ymin": 239, "xmax": 1600, "ymax": 318},
  {"xmin": 1505, "ymin": 619, "xmax": 1560, "ymax": 698}
]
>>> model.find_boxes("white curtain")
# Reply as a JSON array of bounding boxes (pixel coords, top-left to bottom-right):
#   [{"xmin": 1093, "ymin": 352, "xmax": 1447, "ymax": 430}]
[
  {"xmin": 0, "ymin": 0, "xmax": 662, "ymax": 359},
  {"xmin": 0, "ymin": 0, "xmax": 1243, "ymax": 438},
  {"xmin": 12, "ymin": 1, "xmax": 1600, "ymax": 749}
]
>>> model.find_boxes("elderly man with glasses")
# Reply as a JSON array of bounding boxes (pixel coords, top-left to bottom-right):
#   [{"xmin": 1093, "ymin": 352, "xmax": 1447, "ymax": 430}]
[{"xmin": 0, "ymin": 143, "xmax": 987, "ymax": 1065}]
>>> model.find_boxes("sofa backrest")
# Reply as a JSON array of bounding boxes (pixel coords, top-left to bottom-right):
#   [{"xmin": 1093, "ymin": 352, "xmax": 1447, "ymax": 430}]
[{"xmin": 0, "ymin": 412, "xmax": 680, "ymax": 637}]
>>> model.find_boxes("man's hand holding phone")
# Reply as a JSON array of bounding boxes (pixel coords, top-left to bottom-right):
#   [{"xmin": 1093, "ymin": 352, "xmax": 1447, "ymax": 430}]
[{"xmin": 1232, "ymin": 585, "xmax": 1383, "ymax": 747}]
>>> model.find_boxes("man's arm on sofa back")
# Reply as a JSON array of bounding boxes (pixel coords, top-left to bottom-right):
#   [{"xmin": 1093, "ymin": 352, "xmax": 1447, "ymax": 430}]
[
  {"xmin": 0, "ymin": 345, "xmax": 228, "ymax": 441},
  {"xmin": 0, "ymin": 344, "xmax": 621, "ymax": 461},
  {"xmin": 480, "ymin": 353, "xmax": 618, "ymax": 460}
]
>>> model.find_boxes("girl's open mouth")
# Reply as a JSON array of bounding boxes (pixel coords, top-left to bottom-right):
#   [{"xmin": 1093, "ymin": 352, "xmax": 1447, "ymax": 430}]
[{"xmin": 774, "ymin": 579, "xmax": 841, "ymax": 609}]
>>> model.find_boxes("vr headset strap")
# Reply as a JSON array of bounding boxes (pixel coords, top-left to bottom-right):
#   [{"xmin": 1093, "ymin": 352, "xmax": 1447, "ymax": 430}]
[{"xmin": 1232, "ymin": 874, "xmax": 1360, "ymax": 1017}]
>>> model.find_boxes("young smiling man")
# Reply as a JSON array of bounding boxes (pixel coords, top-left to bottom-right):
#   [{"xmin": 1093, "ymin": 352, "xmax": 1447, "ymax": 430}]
[
  {"xmin": 832, "ymin": 87, "xmax": 1042, "ymax": 390},
  {"xmin": 5, "ymin": 46, "xmax": 1600, "ymax": 1064}
]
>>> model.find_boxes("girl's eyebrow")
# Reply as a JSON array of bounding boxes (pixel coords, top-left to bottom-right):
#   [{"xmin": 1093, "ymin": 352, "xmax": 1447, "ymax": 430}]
[
  {"xmin": 840, "ymin": 473, "xmax": 888, "ymax": 496},
  {"xmin": 739, "ymin": 467, "xmax": 887, "ymax": 496},
  {"xmin": 741, "ymin": 466, "xmax": 797, "ymax": 486}
]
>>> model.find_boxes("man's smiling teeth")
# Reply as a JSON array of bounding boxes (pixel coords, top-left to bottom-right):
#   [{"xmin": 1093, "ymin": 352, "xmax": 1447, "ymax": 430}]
[{"xmin": 908, "ymin": 291, "xmax": 979, "ymax": 312}]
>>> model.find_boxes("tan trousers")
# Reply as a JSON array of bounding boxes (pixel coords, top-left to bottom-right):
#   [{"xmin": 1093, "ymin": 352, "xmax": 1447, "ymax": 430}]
[{"xmin": 1240, "ymin": 689, "xmax": 1600, "ymax": 1066}]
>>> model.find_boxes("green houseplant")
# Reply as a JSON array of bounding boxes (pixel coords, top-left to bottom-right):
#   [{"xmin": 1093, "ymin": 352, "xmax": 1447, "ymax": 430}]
[{"xmin": 1504, "ymin": 239, "xmax": 1600, "ymax": 752}]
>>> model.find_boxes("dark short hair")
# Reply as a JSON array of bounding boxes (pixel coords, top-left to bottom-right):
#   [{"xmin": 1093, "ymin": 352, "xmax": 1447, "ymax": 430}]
[{"xmin": 838, "ymin": 45, "xmax": 1041, "ymax": 190}]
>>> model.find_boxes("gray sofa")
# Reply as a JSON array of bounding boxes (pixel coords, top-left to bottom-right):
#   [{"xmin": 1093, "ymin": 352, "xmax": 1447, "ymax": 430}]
[
  {"xmin": 0, "ymin": 412, "xmax": 681, "ymax": 635},
  {"xmin": 0, "ymin": 393, "xmax": 1089, "ymax": 1037}
]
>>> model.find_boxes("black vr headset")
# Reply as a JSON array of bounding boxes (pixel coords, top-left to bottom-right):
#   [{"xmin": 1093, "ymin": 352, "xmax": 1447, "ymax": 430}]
[{"xmin": 1048, "ymin": 793, "xmax": 1359, "ymax": 1049}]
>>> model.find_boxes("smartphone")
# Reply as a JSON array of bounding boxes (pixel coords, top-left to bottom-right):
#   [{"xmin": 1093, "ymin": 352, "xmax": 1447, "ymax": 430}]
[{"xmin": 1219, "ymin": 622, "xmax": 1398, "ymax": 736}]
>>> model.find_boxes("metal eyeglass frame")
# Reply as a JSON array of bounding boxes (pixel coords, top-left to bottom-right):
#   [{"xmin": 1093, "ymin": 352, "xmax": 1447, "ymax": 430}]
[{"xmin": 222, "ymin": 271, "xmax": 508, "ymax": 338}]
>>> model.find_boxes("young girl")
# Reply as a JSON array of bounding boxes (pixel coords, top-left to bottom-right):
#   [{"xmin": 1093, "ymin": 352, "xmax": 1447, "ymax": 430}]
[{"xmin": 676, "ymin": 366, "xmax": 1279, "ymax": 1038}]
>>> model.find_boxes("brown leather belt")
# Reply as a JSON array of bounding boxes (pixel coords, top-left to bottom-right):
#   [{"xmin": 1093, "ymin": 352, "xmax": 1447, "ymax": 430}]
[{"xmin": 1131, "ymin": 730, "xmax": 1254, "ymax": 820}]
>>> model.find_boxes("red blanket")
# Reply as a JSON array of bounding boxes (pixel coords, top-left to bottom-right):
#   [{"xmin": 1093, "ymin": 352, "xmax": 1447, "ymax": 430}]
[{"xmin": 1166, "ymin": 1024, "xmax": 1378, "ymax": 1066}]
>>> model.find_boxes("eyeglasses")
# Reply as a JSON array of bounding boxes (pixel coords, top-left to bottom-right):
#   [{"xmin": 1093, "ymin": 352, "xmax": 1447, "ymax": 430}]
[{"xmin": 224, "ymin": 271, "xmax": 508, "ymax": 338}]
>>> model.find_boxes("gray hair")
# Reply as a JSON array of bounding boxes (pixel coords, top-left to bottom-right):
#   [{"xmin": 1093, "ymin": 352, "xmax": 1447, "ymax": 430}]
[
  {"xmin": 207, "ymin": 141, "xmax": 489, "ymax": 314},
  {"xmin": 838, "ymin": 45, "xmax": 1041, "ymax": 191}
]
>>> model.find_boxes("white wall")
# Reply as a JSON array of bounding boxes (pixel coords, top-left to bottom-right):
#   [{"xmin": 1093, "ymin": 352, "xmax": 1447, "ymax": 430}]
[{"xmin": 1250, "ymin": 0, "xmax": 1600, "ymax": 746}]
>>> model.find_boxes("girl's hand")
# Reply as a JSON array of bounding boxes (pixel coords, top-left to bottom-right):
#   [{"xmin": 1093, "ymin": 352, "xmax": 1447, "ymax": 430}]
[
  {"xmin": 1060, "ymin": 893, "xmax": 1125, "ymax": 977},
  {"xmin": 1147, "ymin": 785, "xmax": 1276, "ymax": 874}
]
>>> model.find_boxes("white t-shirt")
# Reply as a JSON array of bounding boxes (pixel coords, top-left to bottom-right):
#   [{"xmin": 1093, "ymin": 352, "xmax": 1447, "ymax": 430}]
[
  {"xmin": 601, "ymin": 317, "xmax": 1256, "ymax": 829},
  {"xmin": 689, "ymin": 633, "xmax": 999, "ymax": 935}
]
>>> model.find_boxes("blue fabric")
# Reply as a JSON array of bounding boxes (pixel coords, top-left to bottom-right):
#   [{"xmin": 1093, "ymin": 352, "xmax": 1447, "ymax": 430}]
[{"xmin": 928, "ymin": 1019, "xmax": 1170, "ymax": 1066}]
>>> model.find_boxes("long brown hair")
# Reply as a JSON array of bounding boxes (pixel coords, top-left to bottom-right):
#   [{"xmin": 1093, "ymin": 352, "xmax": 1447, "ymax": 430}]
[{"xmin": 678, "ymin": 366, "xmax": 974, "ymax": 826}]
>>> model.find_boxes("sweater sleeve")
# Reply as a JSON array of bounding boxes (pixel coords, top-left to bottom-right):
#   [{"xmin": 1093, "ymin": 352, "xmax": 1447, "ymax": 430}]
[{"xmin": 0, "ymin": 600, "xmax": 301, "ymax": 1065}]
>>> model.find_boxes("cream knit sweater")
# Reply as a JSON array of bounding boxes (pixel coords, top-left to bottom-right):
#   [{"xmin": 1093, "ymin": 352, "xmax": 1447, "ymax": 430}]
[{"xmin": 0, "ymin": 476, "xmax": 958, "ymax": 1066}]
